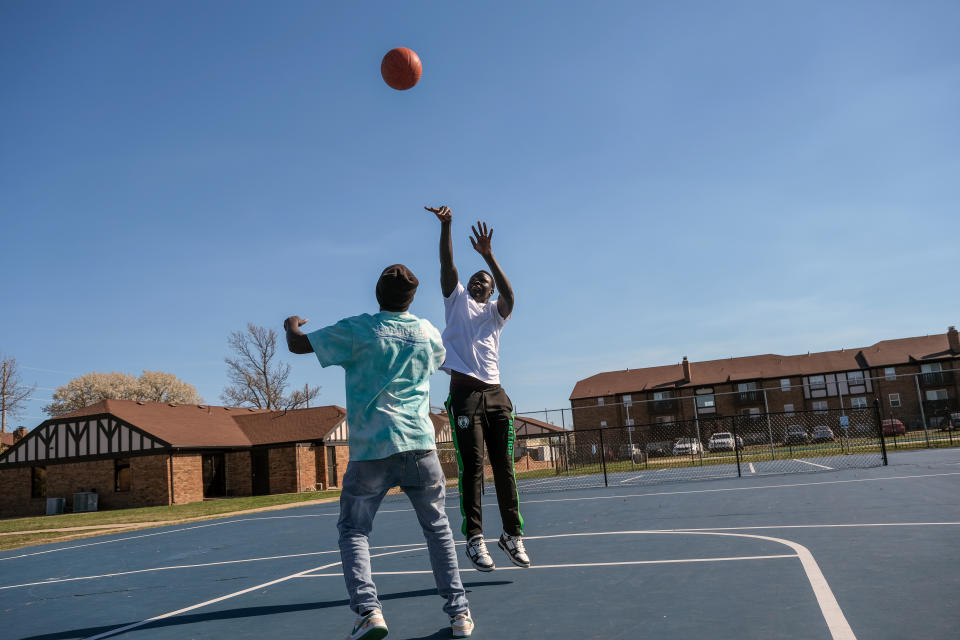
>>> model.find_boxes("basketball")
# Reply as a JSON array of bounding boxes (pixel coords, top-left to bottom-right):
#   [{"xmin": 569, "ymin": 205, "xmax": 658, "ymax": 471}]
[{"xmin": 381, "ymin": 47, "xmax": 422, "ymax": 91}]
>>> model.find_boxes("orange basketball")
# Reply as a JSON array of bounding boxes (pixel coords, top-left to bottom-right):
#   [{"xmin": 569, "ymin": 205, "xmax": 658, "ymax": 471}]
[{"xmin": 381, "ymin": 47, "xmax": 422, "ymax": 91}]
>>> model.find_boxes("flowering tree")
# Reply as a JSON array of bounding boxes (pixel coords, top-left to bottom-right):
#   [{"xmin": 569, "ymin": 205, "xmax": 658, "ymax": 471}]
[{"xmin": 44, "ymin": 371, "xmax": 203, "ymax": 417}]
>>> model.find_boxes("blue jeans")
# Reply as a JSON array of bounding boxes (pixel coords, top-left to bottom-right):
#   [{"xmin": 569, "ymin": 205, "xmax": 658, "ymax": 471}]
[{"xmin": 337, "ymin": 449, "xmax": 469, "ymax": 618}]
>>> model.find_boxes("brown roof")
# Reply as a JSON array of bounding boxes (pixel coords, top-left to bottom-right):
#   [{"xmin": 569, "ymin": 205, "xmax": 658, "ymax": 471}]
[
  {"xmin": 234, "ymin": 406, "xmax": 346, "ymax": 445},
  {"xmin": 51, "ymin": 399, "xmax": 345, "ymax": 448},
  {"xmin": 514, "ymin": 415, "xmax": 566, "ymax": 435},
  {"xmin": 0, "ymin": 432, "xmax": 14, "ymax": 447},
  {"xmin": 571, "ymin": 332, "xmax": 956, "ymax": 400}
]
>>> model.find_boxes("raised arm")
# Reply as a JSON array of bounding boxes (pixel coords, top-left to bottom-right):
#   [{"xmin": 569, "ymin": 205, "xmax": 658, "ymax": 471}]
[
  {"xmin": 283, "ymin": 316, "xmax": 314, "ymax": 354},
  {"xmin": 425, "ymin": 205, "xmax": 458, "ymax": 298},
  {"xmin": 470, "ymin": 221, "xmax": 514, "ymax": 319}
]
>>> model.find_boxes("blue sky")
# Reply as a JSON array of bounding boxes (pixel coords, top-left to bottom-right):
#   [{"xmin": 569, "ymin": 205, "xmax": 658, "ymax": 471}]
[{"xmin": 2, "ymin": 1, "xmax": 958, "ymax": 427}]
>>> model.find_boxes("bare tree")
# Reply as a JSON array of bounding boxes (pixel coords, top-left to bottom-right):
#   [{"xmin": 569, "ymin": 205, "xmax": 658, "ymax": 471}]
[
  {"xmin": 1, "ymin": 354, "xmax": 36, "ymax": 432},
  {"xmin": 221, "ymin": 324, "xmax": 320, "ymax": 410}
]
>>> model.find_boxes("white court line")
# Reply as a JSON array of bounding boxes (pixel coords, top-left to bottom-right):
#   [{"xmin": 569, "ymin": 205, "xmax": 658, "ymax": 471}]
[
  {"xmin": 0, "ymin": 513, "xmax": 338, "ymax": 562},
  {"xmin": 749, "ymin": 463, "xmax": 756, "ymax": 473},
  {"xmin": 0, "ymin": 540, "xmax": 452, "ymax": 591},
  {"xmin": 80, "ymin": 531, "xmax": 856, "ymax": 640},
  {"xmin": 794, "ymin": 459, "xmax": 834, "ymax": 470},
  {"xmin": 7, "ymin": 470, "xmax": 960, "ymax": 563},
  {"xmin": 299, "ymin": 554, "xmax": 798, "ymax": 576},
  {"xmin": 81, "ymin": 545, "xmax": 428, "ymax": 640},
  {"xmin": 7, "ymin": 521, "xmax": 959, "ymax": 592}
]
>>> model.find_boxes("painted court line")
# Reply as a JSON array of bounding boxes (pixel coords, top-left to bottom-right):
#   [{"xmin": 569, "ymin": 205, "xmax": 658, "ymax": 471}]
[
  {"xmin": 0, "ymin": 513, "xmax": 337, "ymax": 562},
  {"xmin": 299, "ymin": 554, "xmax": 799, "ymax": 577},
  {"xmin": 82, "ymin": 546, "xmax": 430, "ymax": 640},
  {"xmin": 6, "ymin": 470, "xmax": 959, "ymax": 564},
  {"xmin": 794, "ymin": 459, "xmax": 834, "ymax": 470},
  {"xmin": 80, "ymin": 530, "xmax": 855, "ymax": 640},
  {"xmin": 0, "ymin": 541, "xmax": 449, "ymax": 591},
  {"xmin": 748, "ymin": 463, "xmax": 756, "ymax": 473}
]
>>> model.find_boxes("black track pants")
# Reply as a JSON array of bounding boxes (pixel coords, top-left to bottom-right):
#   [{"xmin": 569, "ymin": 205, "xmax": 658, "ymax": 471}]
[{"xmin": 446, "ymin": 384, "xmax": 524, "ymax": 539}]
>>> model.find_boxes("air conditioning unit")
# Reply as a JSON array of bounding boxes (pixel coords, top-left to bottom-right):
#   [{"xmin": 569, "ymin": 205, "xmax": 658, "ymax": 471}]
[
  {"xmin": 73, "ymin": 492, "xmax": 99, "ymax": 513},
  {"xmin": 46, "ymin": 498, "xmax": 66, "ymax": 516}
]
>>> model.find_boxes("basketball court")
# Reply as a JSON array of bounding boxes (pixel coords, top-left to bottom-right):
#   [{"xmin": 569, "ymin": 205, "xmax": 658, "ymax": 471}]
[{"xmin": 2, "ymin": 448, "xmax": 959, "ymax": 640}]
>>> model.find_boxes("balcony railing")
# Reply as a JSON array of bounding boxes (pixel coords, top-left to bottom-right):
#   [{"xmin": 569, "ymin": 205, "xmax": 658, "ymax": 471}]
[
  {"xmin": 922, "ymin": 399, "xmax": 957, "ymax": 416},
  {"xmin": 919, "ymin": 371, "xmax": 955, "ymax": 386},
  {"xmin": 647, "ymin": 399, "xmax": 677, "ymax": 413},
  {"xmin": 734, "ymin": 390, "xmax": 763, "ymax": 404}
]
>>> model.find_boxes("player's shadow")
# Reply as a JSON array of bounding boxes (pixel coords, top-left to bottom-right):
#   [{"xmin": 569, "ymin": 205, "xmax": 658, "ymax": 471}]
[{"xmin": 19, "ymin": 581, "xmax": 512, "ymax": 640}]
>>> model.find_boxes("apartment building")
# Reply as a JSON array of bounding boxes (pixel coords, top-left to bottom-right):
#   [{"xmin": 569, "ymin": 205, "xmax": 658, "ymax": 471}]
[{"xmin": 570, "ymin": 326, "xmax": 960, "ymax": 431}]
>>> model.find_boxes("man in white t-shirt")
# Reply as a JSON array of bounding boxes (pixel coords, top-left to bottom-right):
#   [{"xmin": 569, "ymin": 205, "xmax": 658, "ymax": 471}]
[{"xmin": 425, "ymin": 205, "xmax": 531, "ymax": 573}]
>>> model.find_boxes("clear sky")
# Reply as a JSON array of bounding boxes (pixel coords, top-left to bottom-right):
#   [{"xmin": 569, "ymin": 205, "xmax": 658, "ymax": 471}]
[{"xmin": 2, "ymin": 1, "xmax": 958, "ymax": 427}]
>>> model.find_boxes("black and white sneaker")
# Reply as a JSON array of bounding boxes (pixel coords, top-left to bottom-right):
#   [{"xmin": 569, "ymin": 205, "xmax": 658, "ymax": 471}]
[
  {"xmin": 465, "ymin": 535, "xmax": 496, "ymax": 572},
  {"xmin": 498, "ymin": 533, "xmax": 531, "ymax": 568}
]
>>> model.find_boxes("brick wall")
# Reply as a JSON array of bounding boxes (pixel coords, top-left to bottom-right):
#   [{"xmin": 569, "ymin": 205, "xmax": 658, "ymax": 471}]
[
  {"xmin": 268, "ymin": 446, "xmax": 298, "ymax": 494},
  {"xmin": 0, "ymin": 455, "xmax": 173, "ymax": 518},
  {"xmin": 171, "ymin": 454, "xmax": 203, "ymax": 504},
  {"xmin": 316, "ymin": 445, "xmax": 348, "ymax": 489},
  {"xmin": 297, "ymin": 445, "xmax": 318, "ymax": 492},
  {"xmin": 0, "ymin": 467, "xmax": 38, "ymax": 517},
  {"xmin": 226, "ymin": 451, "xmax": 252, "ymax": 497}
]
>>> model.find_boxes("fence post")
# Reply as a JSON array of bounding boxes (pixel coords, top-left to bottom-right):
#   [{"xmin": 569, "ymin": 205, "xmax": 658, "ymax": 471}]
[
  {"xmin": 598, "ymin": 428, "xmax": 608, "ymax": 487},
  {"xmin": 731, "ymin": 415, "xmax": 742, "ymax": 478},
  {"xmin": 874, "ymin": 398, "xmax": 888, "ymax": 466}
]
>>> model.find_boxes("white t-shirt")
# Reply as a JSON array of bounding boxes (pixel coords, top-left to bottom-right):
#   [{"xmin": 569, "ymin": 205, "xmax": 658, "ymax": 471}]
[{"xmin": 441, "ymin": 282, "xmax": 510, "ymax": 384}]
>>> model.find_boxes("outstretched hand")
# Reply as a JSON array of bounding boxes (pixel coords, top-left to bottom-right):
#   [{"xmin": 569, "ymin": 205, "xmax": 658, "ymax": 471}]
[
  {"xmin": 424, "ymin": 205, "xmax": 452, "ymax": 223},
  {"xmin": 284, "ymin": 316, "xmax": 309, "ymax": 332},
  {"xmin": 470, "ymin": 221, "xmax": 493, "ymax": 257}
]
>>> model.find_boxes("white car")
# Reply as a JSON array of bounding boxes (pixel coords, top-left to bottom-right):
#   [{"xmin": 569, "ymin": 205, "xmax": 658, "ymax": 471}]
[
  {"xmin": 673, "ymin": 438, "xmax": 703, "ymax": 456},
  {"xmin": 707, "ymin": 432, "xmax": 743, "ymax": 452}
]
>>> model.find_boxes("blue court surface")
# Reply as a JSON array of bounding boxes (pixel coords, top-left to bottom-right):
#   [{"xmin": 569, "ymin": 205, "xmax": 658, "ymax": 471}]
[{"xmin": 2, "ymin": 448, "xmax": 959, "ymax": 640}]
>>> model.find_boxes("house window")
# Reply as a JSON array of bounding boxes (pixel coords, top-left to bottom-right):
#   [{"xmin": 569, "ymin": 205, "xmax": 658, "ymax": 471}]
[
  {"xmin": 784, "ymin": 403, "xmax": 795, "ymax": 416},
  {"xmin": 115, "ymin": 458, "xmax": 131, "ymax": 492},
  {"xmin": 695, "ymin": 394, "xmax": 715, "ymax": 409},
  {"xmin": 622, "ymin": 394, "xmax": 632, "ymax": 407},
  {"xmin": 813, "ymin": 400, "xmax": 828, "ymax": 413},
  {"xmin": 653, "ymin": 391, "xmax": 671, "ymax": 401},
  {"xmin": 889, "ymin": 393, "xmax": 901, "ymax": 408},
  {"xmin": 625, "ymin": 418, "xmax": 635, "ymax": 426},
  {"xmin": 884, "ymin": 367, "xmax": 896, "ymax": 381},
  {"xmin": 847, "ymin": 371, "xmax": 865, "ymax": 386},
  {"xmin": 781, "ymin": 378, "xmax": 791, "ymax": 391},
  {"xmin": 600, "ymin": 420, "xmax": 607, "ymax": 428},
  {"xmin": 809, "ymin": 375, "xmax": 826, "ymax": 391},
  {"xmin": 655, "ymin": 416, "xmax": 674, "ymax": 424},
  {"xmin": 597, "ymin": 397, "xmax": 605, "ymax": 406},
  {"xmin": 31, "ymin": 466, "xmax": 47, "ymax": 499},
  {"xmin": 921, "ymin": 363, "xmax": 942, "ymax": 373},
  {"xmin": 738, "ymin": 382, "xmax": 757, "ymax": 392},
  {"xmin": 748, "ymin": 407, "xmax": 761, "ymax": 416},
  {"xmin": 850, "ymin": 397, "xmax": 868, "ymax": 410},
  {"xmin": 926, "ymin": 389, "xmax": 948, "ymax": 401}
]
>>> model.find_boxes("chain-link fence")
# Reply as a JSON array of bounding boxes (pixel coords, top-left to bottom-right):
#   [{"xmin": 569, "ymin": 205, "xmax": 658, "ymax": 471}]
[{"xmin": 438, "ymin": 406, "xmax": 888, "ymax": 495}]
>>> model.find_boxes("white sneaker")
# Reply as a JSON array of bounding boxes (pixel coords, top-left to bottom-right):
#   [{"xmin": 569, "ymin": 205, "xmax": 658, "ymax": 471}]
[
  {"xmin": 498, "ymin": 532, "xmax": 531, "ymax": 567},
  {"xmin": 451, "ymin": 610, "xmax": 475, "ymax": 638},
  {"xmin": 465, "ymin": 534, "xmax": 496, "ymax": 572},
  {"xmin": 347, "ymin": 609, "xmax": 388, "ymax": 640}
]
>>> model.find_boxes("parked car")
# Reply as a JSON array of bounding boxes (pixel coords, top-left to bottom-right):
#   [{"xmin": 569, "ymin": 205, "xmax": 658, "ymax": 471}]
[
  {"xmin": 741, "ymin": 431, "xmax": 772, "ymax": 446},
  {"xmin": 783, "ymin": 425, "xmax": 809, "ymax": 445},
  {"xmin": 645, "ymin": 441, "xmax": 674, "ymax": 457},
  {"xmin": 811, "ymin": 426, "xmax": 835, "ymax": 443},
  {"xmin": 881, "ymin": 419, "xmax": 906, "ymax": 436},
  {"xmin": 707, "ymin": 432, "xmax": 743, "ymax": 452},
  {"xmin": 673, "ymin": 438, "xmax": 703, "ymax": 456},
  {"xmin": 945, "ymin": 413, "xmax": 960, "ymax": 431}
]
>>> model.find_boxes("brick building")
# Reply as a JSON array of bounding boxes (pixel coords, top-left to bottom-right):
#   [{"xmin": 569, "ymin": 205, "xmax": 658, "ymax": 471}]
[
  {"xmin": 0, "ymin": 400, "xmax": 355, "ymax": 518},
  {"xmin": 570, "ymin": 326, "xmax": 960, "ymax": 433}
]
